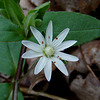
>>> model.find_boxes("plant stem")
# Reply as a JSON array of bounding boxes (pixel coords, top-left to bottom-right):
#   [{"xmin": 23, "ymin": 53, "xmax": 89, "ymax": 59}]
[{"xmin": 12, "ymin": 45, "xmax": 26, "ymax": 100}]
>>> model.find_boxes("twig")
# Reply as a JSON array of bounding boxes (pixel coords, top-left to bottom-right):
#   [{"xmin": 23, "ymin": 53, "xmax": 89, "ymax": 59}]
[
  {"xmin": 12, "ymin": 45, "xmax": 26, "ymax": 100},
  {"xmin": 20, "ymin": 87, "xmax": 68, "ymax": 100},
  {"xmin": 0, "ymin": 74, "xmax": 12, "ymax": 82},
  {"xmin": 79, "ymin": 46, "xmax": 100, "ymax": 83},
  {"xmin": 86, "ymin": 64, "xmax": 100, "ymax": 83}
]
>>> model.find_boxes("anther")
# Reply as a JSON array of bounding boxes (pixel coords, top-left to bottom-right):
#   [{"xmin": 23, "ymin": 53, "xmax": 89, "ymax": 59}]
[
  {"xmin": 53, "ymin": 61, "xmax": 56, "ymax": 63},
  {"xmin": 42, "ymin": 41, "xmax": 44, "ymax": 44},
  {"xmin": 59, "ymin": 57, "xmax": 62, "ymax": 60},
  {"xmin": 56, "ymin": 37, "xmax": 58, "ymax": 40},
  {"xmin": 57, "ymin": 56, "xmax": 59, "ymax": 58}
]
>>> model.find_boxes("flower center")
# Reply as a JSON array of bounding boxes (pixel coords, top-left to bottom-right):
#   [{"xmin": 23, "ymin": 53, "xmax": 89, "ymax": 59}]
[{"xmin": 44, "ymin": 46, "xmax": 54, "ymax": 57}]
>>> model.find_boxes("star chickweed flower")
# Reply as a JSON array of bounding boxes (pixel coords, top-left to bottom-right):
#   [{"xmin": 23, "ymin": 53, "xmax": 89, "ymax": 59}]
[{"xmin": 22, "ymin": 21, "xmax": 79, "ymax": 81}]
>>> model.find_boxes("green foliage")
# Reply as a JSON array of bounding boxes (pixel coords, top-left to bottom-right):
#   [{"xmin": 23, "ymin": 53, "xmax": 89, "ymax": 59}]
[
  {"xmin": 37, "ymin": 12, "xmax": 100, "ymax": 45},
  {"xmin": 0, "ymin": 83, "xmax": 12, "ymax": 100},
  {"xmin": 0, "ymin": 1, "xmax": 51, "ymax": 77},
  {"xmin": 35, "ymin": 19, "xmax": 42, "ymax": 27},
  {"xmin": 23, "ymin": 1, "xmax": 50, "ymax": 31},
  {"xmin": 0, "ymin": 9, "xmax": 8, "ymax": 18},
  {"xmin": 0, "ymin": 83, "xmax": 24, "ymax": 100},
  {"xmin": 0, "ymin": 0, "xmax": 4, "ymax": 8},
  {"xmin": 0, "ymin": 42, "xmax": 21, "ymax": 76},
  {"xmin": 23, "ymin": 12, "xmax": 36, "ymax": 31},
  {"xmin": 0, "ymin": 16, "xmax": 25, "ymax": 42},
  {"xmin": 0, "ymin": 0, "xmax": 20, "ymax": 9},
  {"xmin": 14, "ymin": 0, "xmax": 20, "ymax": 3},
  {"xmin": 3, "ymin": 0, "xmax": 24, "ymax": 26},
  {"xmin": 33, "ymin": 1, "xmax": 50, "ymax": 19},
  {"xmin": 0, "ymin": 1, "xmax": 100, "ymax": 99}
]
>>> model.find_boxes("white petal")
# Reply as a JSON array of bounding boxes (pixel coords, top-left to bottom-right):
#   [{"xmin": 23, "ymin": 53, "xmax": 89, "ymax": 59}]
[
  {"xmin": 52, "ymin": 28, "xmax": 70, "ymax": 47},
  {"xmin": 45, "ymin": 20, "xmax": 53, "ymax": 45},
  {"xmin": 51, "ymin": 57, "xmax": 68, "ymax": 76},
  {"xmin": 56, "ymin": 40, "xmax": 77, "ymax": 51},
  {"xmin": 34, "ymin": 57, "xmax": 47, "ymax": 74},
  {"xmin": 22, "ymin": 50, "xmax": 42, "ymax": 59},
  {"xmin": 30, "ymin": 26, "xmax": 45, "ymax": 47},
  {"xmin": 44, "ymin": 59, "xmax": 52, "ymax": 81},
  {"xmin": 55, "ymin": 52, "xmax": 79, "ymax": 62},
  {"xmin": 22, "ymin": 40, "xmax": 42, "ymax": 52}
]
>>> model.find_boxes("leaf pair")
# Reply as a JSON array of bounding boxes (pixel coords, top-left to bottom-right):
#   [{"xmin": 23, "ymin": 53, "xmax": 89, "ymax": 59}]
[{"xmin": 0, "ymin": 1, "xmax": 50, "ymax": 42}]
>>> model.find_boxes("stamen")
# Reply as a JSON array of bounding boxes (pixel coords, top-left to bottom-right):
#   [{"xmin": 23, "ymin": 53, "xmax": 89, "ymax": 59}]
[
  {"xmin": 53, "ymin": 61, "xmax": 56, "ymax": 63},
  {"xmin": 56, "ymin": 37, "xmax": 58, "ymax": 40},
  {"xmin": 42, "ymin": 41, "xmax": 44, "ymax": 44},
  {"xmin": 59, "ymin": 57, "xmax": 62, "ymax": 60},
  {"xmin": 44, "ymin": 46, "xmax": 54, "ymax": 57},
  {"xmin": 57, "ymin": 56, "xmax": 59, "ymax": 58},
  {"xmin": 48, "ymin": 36, "xmax": 50, "ymax": 39}
]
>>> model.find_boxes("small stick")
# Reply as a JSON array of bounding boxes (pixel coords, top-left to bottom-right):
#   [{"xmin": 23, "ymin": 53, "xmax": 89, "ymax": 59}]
[
  {"xmin": 79, "ymin": 46, "xmax": 100, "ymax": 83},
  {"xmin": 20, "ymin": 87, "xmax": 68, "ymax": 100}
]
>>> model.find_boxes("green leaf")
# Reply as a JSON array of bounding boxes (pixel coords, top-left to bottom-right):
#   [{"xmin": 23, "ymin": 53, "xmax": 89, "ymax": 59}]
[
  {"xmin": 23, "ymin": 1, "xmax": 50, "ymax": 32},
  {"xmin": 14, "ymin": 0, "xmax": 20, "ymax": 3},
  {"xmin": 0, "ymin": 16, "xmax": 25, "ymax": 42},
  {"xmin": 28, "ymin": 1, "xmax": 50, "ymax": 19},
  {"xmin": 0, "ymin": 83, "xmax": 24, "ymax": 100},
  {"xmin": 0, "ymin": 0, "xmax": 4, "ymax": 8},
  {"xmin": 23, "ymin": 12, "xmax": 36, "ymax": 31},
  {"xmin": 35, "ymin": 19, "xmax": 42, "ymax": 27},
  {"xmin": 0, "ymin": 83, "xmax": 12, "ymax": 100},
  {"xmin": 33, "ymin": 1, "xmax": 50, "ymax": 19},
  {"xmin": 0, "ymin": 42, "xmax": 21, "ymax": 76},
  {"xmin": 18, "ymin": 91, "xmax": 24, "ymax": 100},
  {"xmin": 0, "ymin": 9, "xmax": 8, "ymax": 18},
  {"xmin": 37, "ymin": 12, "xmax": 100, "ymax": 45},
  {"xmin": 3, "ymin": 0, "xmax": 24, "ymax": 26}
]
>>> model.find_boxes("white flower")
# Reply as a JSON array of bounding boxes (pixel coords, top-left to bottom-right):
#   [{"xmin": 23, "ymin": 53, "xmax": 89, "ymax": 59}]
[{"xmin": 22, "ymin": 21, "xmax": 79, "ymax": 81}]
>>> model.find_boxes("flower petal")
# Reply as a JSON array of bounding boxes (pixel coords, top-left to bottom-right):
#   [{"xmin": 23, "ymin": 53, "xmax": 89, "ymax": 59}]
[
  {"xmin": 55, "ymin": 52, "xmax": 79, "ymax": 62},
  {"xmin": 45, "ymin": 20, "xmax": 53, "ymax": 45},
  {"xmin": 22, "ymin": 50, "xmax": 42, "ymax": 59},
  {"xmin": 34, "ymin": 57, "xmax": 47, "ymax": 74},
  {"xmin": 44, "ymin": 59, "xmax": 52, "ymax": 81},
  {"xmin": 30, "ymin": 26, "xmax": 45, "ymax": 47},
  {"xmin": 22, "ymin": 40, "xmax": 42, "ymax": 52},
  {"xmin": 51, "ymin": 57, "xmax": 68, "ymax": 76},
  {"xmin": 52, "ymin": 28, "xmax": 70, "ymax": 47},
  {"xmin": 56, "ymin": 40, "xmax": 77, "ymax": 51}
]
